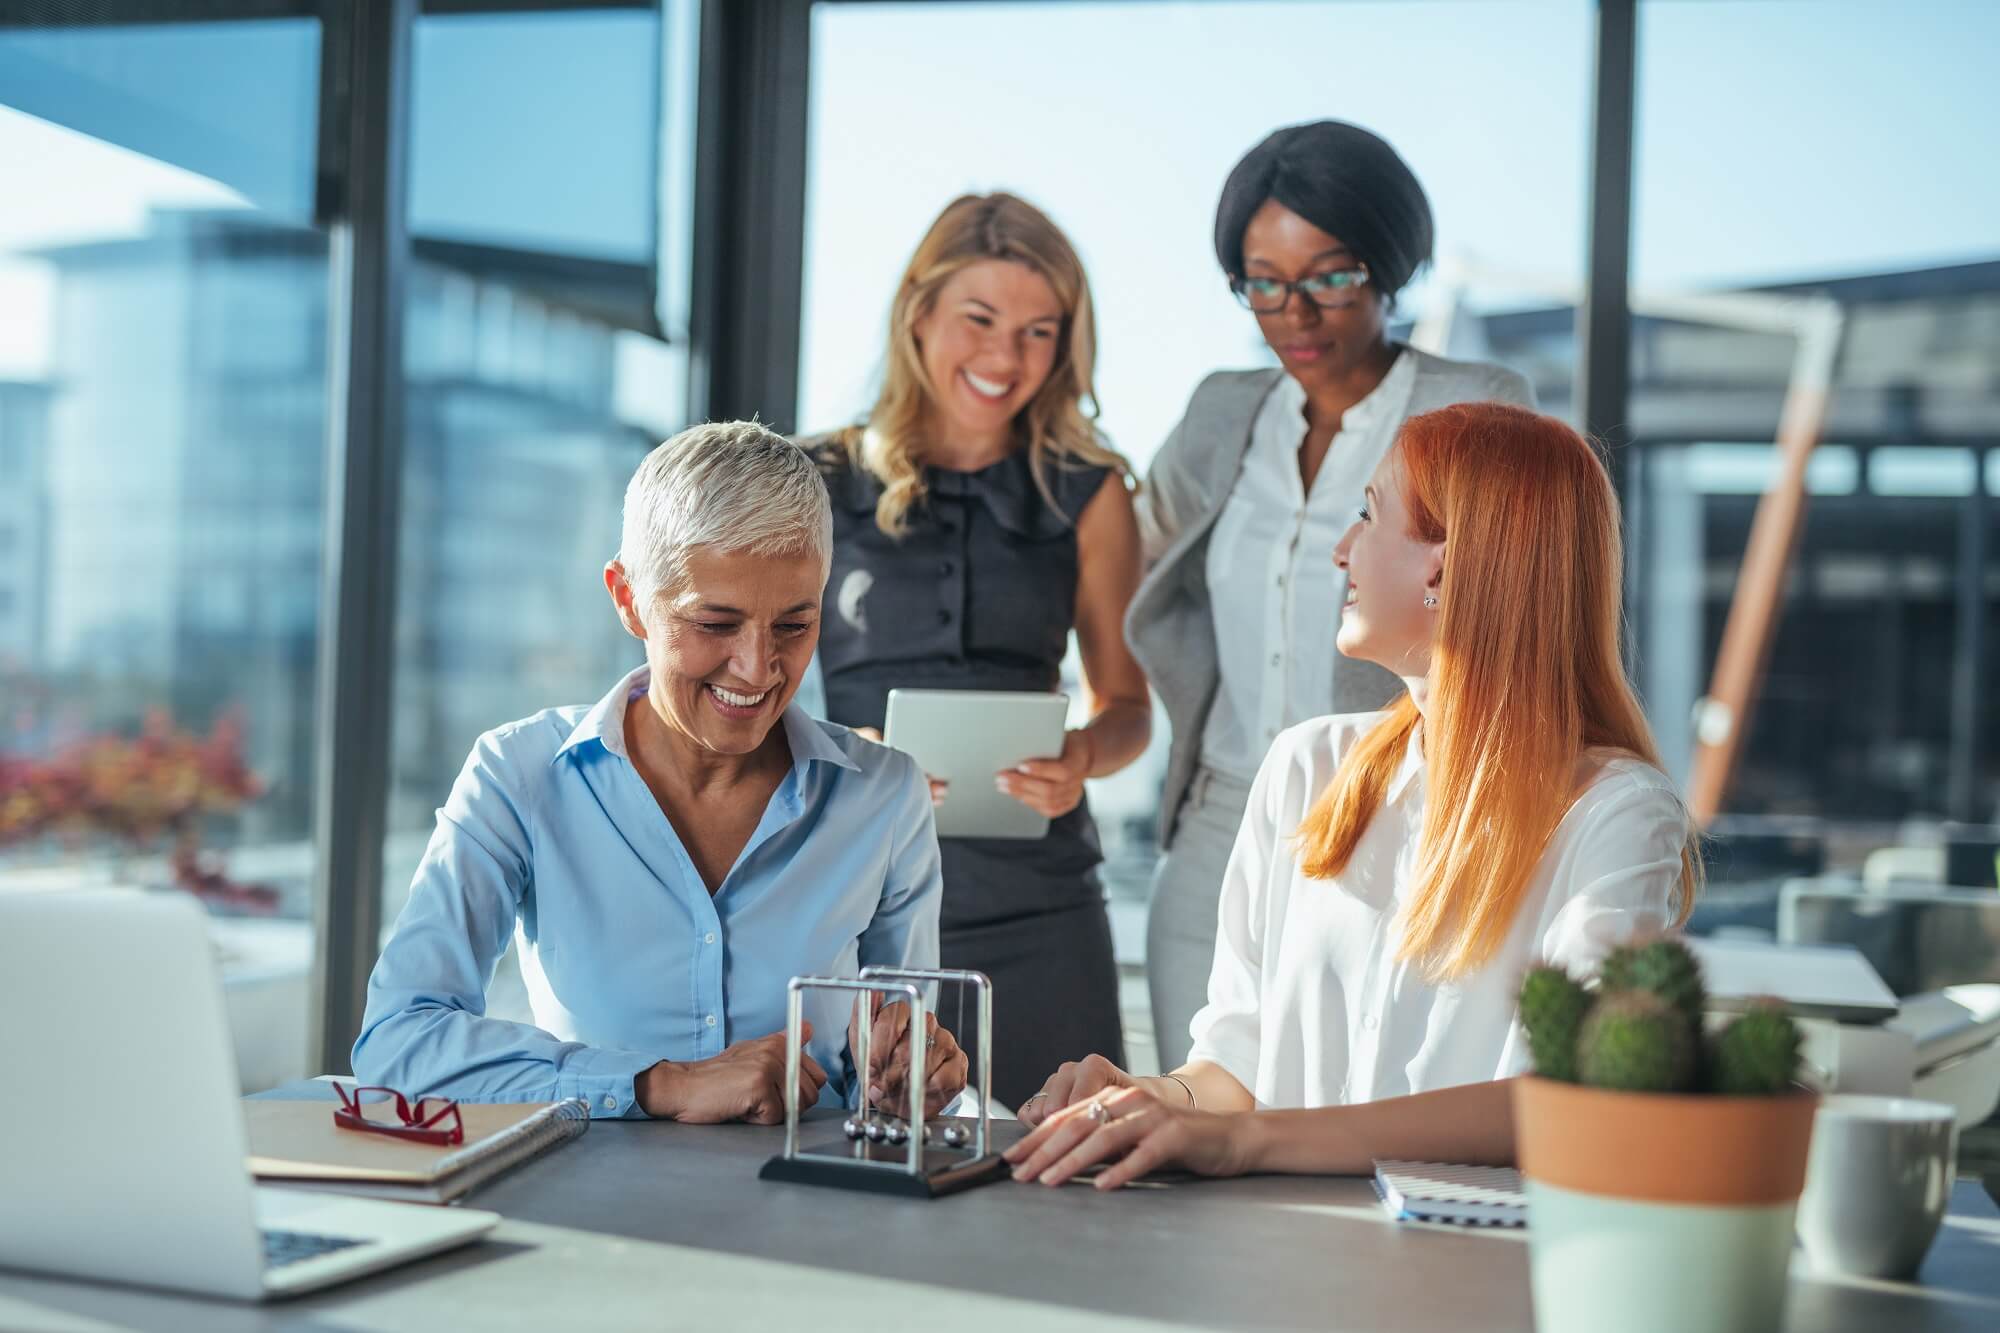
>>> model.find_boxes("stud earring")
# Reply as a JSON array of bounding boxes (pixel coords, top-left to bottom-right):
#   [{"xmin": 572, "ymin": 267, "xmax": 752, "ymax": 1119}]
[{"xmin": 1423, "ymin": 594, "xmax": 1439, "ymax": 609}]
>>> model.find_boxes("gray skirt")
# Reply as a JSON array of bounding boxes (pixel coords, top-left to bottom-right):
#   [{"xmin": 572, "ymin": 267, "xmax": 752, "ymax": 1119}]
[{"xmin": 1144, "ymin": 767, "xmax": 1254, "ymax": 1072}]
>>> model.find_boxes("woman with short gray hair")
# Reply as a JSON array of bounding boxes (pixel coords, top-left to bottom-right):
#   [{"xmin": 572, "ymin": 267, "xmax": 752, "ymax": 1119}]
[
  {"xmin": 356, "ymin": 420, "xmax": 967, "ymax": 1124},
  {"xmin": 618, "ymin": 419, "xmax": 834, "ymax": 605}
]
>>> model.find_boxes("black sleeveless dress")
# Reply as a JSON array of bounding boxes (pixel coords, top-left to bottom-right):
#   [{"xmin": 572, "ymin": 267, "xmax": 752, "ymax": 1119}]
[{"xmin": 807, "ymin": 437, "xmax": 1128, "ymax": 1107}]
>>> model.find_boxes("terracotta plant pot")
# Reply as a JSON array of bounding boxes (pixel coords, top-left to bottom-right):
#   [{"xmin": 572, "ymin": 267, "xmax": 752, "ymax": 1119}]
[{"xmin": 1513, "ymin": 1077, "xmax": 1819, "ymax": 1333}]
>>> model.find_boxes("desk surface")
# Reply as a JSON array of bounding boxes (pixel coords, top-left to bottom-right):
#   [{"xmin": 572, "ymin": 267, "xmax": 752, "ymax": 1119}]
[{"xmin": 5, "ymin": 1087, "xmax": 2000, "ymax": 1332}]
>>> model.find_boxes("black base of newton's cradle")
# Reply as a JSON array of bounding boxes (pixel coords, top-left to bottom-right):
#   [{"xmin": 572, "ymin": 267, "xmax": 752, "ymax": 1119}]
[{"xmin": 759, "ymin": 1143, "xmax": 1010, "ymax": 1198}]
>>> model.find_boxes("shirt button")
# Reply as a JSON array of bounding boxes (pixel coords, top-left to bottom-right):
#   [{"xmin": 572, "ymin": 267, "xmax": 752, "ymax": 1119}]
[
  {"xmin": 602, "ymin": 1094, "xmax": 617, "ymax": 1110},
  {"xmin": 939, "ymin": 560, "xmax": 954, "ymax": 576},
  {"xmin": 1269, "ymin": 652, "xmax": 1281, "ymax": 666},
  {"xmin": 938, "ymin": 608, "xmax": 952, "ymax": 624},
  {"xmin": 1363, "ymin": 1015, "xmax": 1379, "ymax": 1032},
  {"xmin": 704, "ymin": 932, "xmax": 716, "ymax": 945},
  {"xmin": 705, "ymin": 1013, "xmax": 717, "ymax": 1027}
]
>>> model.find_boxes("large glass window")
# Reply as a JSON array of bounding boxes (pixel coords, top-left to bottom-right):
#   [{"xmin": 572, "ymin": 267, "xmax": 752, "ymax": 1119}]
[
  {"xmin": 381, "ymin": 5, "xmax": 691, "ymax": 1021},
  {"xmin": 1622, "ymin": 0, "xmax": 2000, "ymax": 842},
  {"xmin": 0, "ymin": 19, "xmax": 326, "ymax": 1089}
]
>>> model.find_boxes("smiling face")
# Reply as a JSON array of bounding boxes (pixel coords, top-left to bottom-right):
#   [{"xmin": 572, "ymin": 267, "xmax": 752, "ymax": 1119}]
[
  {"xmin": 1332, "ymin": 448, "xmax": 1445, "ymax": 676},
  {"xmin": 911, "ymin": 259, "xmax": 1064, "ymax": 453},
  {"xmin": 607, "ymin": 545, "xmax": 825, "ymax": 759},
  {"xmin": 1240, "ymin": 198, "xmax": 1388, "ymax": 393}
]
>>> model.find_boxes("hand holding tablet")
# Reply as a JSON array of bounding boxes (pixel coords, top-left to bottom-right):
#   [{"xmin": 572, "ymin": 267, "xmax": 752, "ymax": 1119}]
[{"xmin": 881, "ymin": 688, "xmax": 1072, "ymax": 839}]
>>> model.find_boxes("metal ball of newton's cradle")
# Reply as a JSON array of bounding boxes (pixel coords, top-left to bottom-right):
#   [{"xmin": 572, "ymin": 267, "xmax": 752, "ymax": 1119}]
[
  {"xmin": 940, "ymin": 1123, "xmax": 970, "ymax": 1149},
  {"xmin": 841, "ymin": 1116, "xmax": 864, "ymax": 1140},
  {"xmin": 885, "ymin": 1120, "xmax": 909, "ymax": 1146},
  {"xmin": 863, "ymin": 1117, "xmax": 889, "ymax": 1144}
]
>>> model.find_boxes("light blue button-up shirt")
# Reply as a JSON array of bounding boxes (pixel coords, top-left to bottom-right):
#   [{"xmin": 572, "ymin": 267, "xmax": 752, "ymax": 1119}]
[{"xmin": 353, "ymin": 666, "xmax": 942, "ymax": 1118}]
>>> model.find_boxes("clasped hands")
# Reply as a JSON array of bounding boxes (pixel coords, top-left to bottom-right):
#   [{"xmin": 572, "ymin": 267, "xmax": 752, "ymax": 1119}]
[{"xmin": 635, "ymin": 995, "xmax": 968, "ymax": 1125}]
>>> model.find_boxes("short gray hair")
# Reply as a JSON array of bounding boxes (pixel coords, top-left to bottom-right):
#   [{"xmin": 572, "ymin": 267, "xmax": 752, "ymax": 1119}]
[{"xmin": 618, "ymin": 420, "xmax": 833, "ymax": 605}]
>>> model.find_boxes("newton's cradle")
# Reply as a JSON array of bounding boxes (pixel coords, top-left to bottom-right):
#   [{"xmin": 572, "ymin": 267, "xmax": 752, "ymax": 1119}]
[{"xmin": 757, "ymin": 966, "xmax": 1008, "ymax": 1198}]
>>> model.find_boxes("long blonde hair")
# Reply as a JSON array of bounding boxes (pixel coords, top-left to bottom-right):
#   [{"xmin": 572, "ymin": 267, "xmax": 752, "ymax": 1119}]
[
  {"xmin": 1296, "ymin": 403, "xmax": 1700, "ymax": 980},
  {"xmin": 839, "ymin": 192, "xmax": 1129, "ymax": 536}
]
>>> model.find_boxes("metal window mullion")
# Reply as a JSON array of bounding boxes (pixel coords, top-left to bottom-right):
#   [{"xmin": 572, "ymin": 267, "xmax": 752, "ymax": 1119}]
[
  {"xmin": 1947, "ymin": 446, "xmax": 1990, "ymax": 821},
  {"xmin": 1578, "ymin": 0, "xmax": 1638, "ymax": 625},
  {"xmin": 689, "ymin": 0, "xmax": 810, "ymax": 430},
  {"xmin": 309, "ymin": 0, "xmax": 414, "ymax": 1077}
]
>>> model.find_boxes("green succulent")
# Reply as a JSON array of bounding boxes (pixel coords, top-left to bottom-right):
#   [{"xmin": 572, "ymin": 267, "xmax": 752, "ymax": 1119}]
[
  {"xmin": 1599, "ymin": 936, "xmax": 1708, "ymax": 1031},
  {"xmin": 1519, "ymin": 965, "xmax": 1594, "ymax": 1082},
  {"xmin": 1577, "ymin": 990, "xmax": 1698, "ymax": 1093},
  {"xmin": 1709, "ymin": 999, "xmax": 1803, "ymax": 1096}
]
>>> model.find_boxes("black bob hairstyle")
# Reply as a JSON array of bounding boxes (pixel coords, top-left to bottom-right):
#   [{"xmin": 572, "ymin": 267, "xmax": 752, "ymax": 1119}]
[{"xmin": 1213, "ymin": 120, "xmax": 1435, "ymax": 304}]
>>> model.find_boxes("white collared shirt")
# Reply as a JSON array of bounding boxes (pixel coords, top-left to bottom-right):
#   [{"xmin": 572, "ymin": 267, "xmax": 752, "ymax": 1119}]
[
  {"xmin": 1187, "ymin": 712, "xmax": 1689, "ymax": 1108},
  {"xmin": 1199, "ymin": 354, "xmax": 1419, "ymax": 780}
]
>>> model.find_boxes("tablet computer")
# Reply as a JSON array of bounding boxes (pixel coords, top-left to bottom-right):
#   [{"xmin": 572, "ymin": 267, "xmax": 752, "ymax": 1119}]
[{"xmin": 883, "ymin": 688, "xmax": 1070, "ymax": 840}]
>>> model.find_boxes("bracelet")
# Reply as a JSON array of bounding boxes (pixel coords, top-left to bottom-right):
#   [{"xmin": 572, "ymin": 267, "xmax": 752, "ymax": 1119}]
[{"xmin": 1162, "ymin": 1072, "xmax": 1197, "ymax": 1109}]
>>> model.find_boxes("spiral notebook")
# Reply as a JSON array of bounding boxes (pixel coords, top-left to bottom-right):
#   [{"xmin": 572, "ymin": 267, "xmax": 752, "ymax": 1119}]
[
  {"xmin": 1371, "ymin": 1160, "xmax": 1527, "ymax": 1228},
  {"xmin": 245, "ymin": 1096, "xmax": 590, "ymax": 1205}
]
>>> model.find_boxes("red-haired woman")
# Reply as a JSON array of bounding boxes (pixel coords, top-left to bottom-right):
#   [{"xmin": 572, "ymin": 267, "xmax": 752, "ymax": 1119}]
[{"xmin": 1008, "ymin": 402, "xmax": 1700, "ymax": 1187}]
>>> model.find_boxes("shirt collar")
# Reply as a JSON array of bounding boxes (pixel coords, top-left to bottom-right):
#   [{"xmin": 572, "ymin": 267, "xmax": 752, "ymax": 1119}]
[
  {"xmin": 554, "ymin": 665, "xmax": 860, "ymax": 777},
  {"xmin": 1267, "ymin": 343, "xmax": 1417, "ymax": 433},
  {"xmin": 555, "ymin": 665, "xmax": 649, "ymax": 762},
  {"xmin": 775, "ymin": 701, "xmax": 861, "ymax": 775},
  {"xmin": 1271, "ymin": 367, "xmax": 1308, "ymax": 423},
  {"xmin": 1342, "ymin": 346, "xmax": 1418, "ymax": 431}
]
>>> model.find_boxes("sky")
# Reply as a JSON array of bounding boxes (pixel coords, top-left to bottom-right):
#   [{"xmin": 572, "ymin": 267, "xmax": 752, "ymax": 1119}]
[
  {"xmin": 0, "ymin": 1, "xmax": 1995, "ymax": 466},
  {"xmin": 798, "ymin": 0, "xmax": 2000, "ymax": 464}
]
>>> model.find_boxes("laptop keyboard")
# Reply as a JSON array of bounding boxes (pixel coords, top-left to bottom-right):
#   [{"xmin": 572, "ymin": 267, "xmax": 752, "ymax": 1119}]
[{"xmin": 261, "ymin": 1228, "xmax": 366, "ymax": 1269}]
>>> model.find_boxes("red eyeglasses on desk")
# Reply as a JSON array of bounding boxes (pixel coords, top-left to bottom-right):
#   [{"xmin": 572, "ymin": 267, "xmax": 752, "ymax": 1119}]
[{"xmin": 331, "ymin": 1083, "xmax": 466, "ymax": 1147}]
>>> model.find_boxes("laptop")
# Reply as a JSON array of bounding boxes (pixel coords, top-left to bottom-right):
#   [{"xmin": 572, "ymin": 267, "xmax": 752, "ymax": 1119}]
[{"xmin": 0, "ymin": 889, "xmax": 498, "ymax": 1301}]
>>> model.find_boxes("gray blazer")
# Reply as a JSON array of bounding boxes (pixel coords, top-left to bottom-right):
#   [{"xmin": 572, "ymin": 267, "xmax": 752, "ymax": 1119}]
[{"xmin": 1125, "ymin": 347, "xmax": 1536, "ymax": 847}]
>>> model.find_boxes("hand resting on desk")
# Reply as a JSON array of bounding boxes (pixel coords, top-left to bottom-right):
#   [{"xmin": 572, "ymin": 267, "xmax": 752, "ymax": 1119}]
[
  {"xmin": 1007, "ymin": 1086, "xmax": 1248, "ymax": 1189},
  {"xmin": 636, "ymin": 1024, "xmax": 827, "ymax": 1124},
  {"xmin": 630, "ymin": 1002, "xmax": 968, "ymax": 1124},
  {"xmin": 1018, "ymin": 1053, "xmax": 1147, "ymax": 1127}
]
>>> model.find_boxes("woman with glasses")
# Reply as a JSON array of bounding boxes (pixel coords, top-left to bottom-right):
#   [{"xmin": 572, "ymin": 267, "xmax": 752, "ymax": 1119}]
[
  {"xmin": 1129, "ymin": 120, "xmax": 1536, "ymax": 1071},
  {"xmin": 803, "ymin": 193, "xmax": 1152, "ymax": 1109}
]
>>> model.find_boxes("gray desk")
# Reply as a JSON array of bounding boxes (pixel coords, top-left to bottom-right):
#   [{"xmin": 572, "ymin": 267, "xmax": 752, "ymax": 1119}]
[{"xmin": 4, "ymin": 1088, "xmax": 1999, "ymax": 1332}]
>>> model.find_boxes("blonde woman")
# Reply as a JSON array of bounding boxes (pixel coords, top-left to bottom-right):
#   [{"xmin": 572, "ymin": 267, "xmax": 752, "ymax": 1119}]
[
  {"xmin": 803, "ymin": 193, "xmax": 1152, "ymax": 1108},
  {"xmin": 1009, "ymin": 402, "xmax": 1699, "ymax": 1184}
]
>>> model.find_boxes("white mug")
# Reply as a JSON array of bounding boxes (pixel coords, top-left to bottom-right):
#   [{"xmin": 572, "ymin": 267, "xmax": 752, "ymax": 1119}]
[{"xmin": 1796, "ymin": 1095, "xmax": 1958, "ymax": 1281}]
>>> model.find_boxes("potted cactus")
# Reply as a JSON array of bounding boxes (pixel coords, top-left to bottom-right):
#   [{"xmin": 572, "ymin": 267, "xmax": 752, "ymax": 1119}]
[{"xmin": 1513, "ymin": 937, "xmax": 1816, "ymax": 1333}]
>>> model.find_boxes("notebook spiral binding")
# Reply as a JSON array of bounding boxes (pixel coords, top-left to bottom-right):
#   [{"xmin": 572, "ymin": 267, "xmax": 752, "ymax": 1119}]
[{"xmin": 428, "ymin": 1097, "xmax": 590, "ymax": 1203}]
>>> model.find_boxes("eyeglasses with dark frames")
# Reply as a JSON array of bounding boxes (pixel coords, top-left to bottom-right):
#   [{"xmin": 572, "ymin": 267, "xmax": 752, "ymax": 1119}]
[{"xmin": 1230, "ymin": 264, "xmax": 1372, "ymax": 313}]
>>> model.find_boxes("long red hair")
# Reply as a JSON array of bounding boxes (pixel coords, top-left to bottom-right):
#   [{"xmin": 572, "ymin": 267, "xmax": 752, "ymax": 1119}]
[{"xmin": 1296, "ymin": 402, "xmax": 1698, "ymax": 979}]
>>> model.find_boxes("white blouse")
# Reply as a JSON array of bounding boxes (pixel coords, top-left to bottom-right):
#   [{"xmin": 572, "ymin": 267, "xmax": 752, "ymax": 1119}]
[
  {"xmin": 1187, "ymin": 712, "xmax": 1690, "ymax": 1109},
  {"xmin": 1199, "ymin": 355, "xmax": 1418, "ymax": 781}
]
